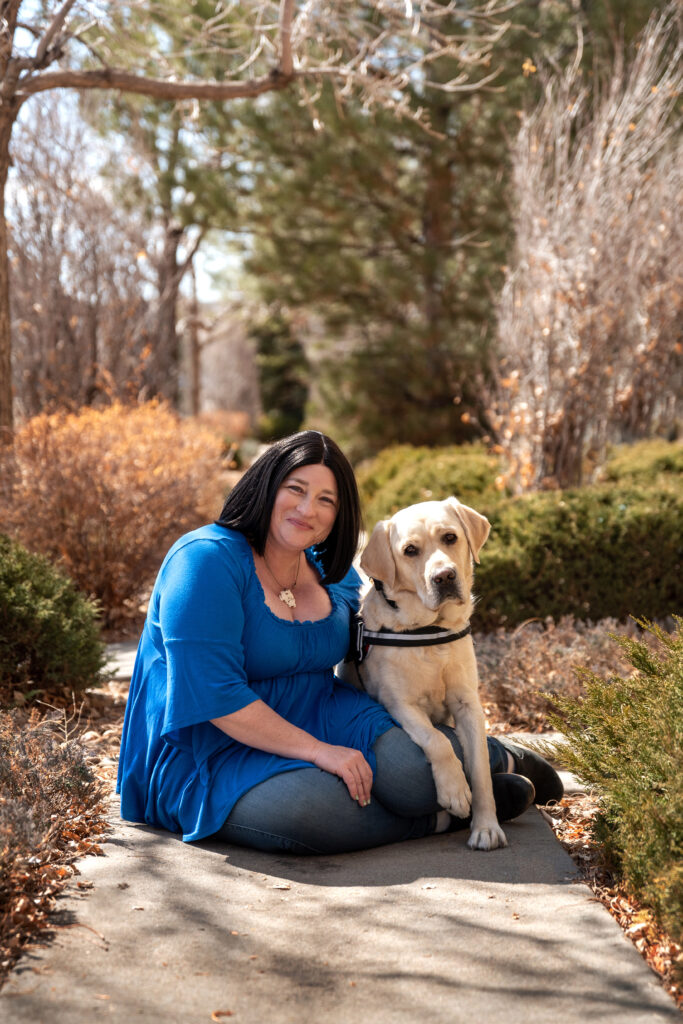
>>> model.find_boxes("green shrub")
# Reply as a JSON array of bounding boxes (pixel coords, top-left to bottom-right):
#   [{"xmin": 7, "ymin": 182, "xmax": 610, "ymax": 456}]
[
  {"xmin": 548, "ymin": 619, "xmax": 683, "ymax": 950},
  {"xmin": 358, "ymin": 440, "xmax": 682, "ymax": 630},
  {"xmin": 356, "ymin": 443, "xmax": 508, "ymax": 528},
  {"xmin": 0, "ymin": 534, "xmax": 106, "ymax": 701},
  {"xmin": 476, "ymin": 482, "xmax": 682, "ymax": 629},
  {"xmin": 601, "ymin": 439, "xmax": 683, "ymax": 485},
  {"xmin": 0, "ymin": 401, "xmax": 225, "ymax": 629}
]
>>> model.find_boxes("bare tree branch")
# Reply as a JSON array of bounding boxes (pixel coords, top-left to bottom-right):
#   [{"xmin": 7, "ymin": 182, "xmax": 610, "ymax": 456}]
[
  {"xmin": 17, "ymin": 65, "xmax": 296, "ymax": 101},
  {"xmin": 278, "ymin": 0, "xmax": 294, "ymax": 77},
  {"xmin": 33, "ymin": 0, "xmax": 77, "ymax": 68},
  {"xmin": 0, "ymin": 0, "xmax": 22, "ymax": 76}
]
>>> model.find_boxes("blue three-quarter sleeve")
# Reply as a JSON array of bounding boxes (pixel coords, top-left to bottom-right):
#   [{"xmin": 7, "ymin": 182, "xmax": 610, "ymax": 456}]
[{"xmin": 158, "ymin": 537, "xmax": 260, "ymax": 748}]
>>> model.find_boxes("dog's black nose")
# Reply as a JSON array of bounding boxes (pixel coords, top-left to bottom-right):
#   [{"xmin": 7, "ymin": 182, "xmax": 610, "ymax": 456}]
[{"xmin": 432, "ymin": 568, "xmax": 457, "ymax": 586}]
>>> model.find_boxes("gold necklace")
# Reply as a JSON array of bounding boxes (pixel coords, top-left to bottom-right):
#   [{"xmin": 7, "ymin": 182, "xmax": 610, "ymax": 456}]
[{"xmin": 262, "ymin": 552, "xmax": 301, "ymax": 609}]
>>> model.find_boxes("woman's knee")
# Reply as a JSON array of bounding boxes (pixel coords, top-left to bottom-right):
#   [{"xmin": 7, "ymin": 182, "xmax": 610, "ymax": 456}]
[
  {"xmin": 371, "ymin": 727, "xmax": 442, "ymax": 817},
  {"xmin": 372, "ymin": 724, "xmax": 511, "ymax": 817}
]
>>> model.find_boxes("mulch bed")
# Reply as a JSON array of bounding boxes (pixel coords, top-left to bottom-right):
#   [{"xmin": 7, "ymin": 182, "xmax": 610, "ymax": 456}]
[{"xmin": 1, "ymin": 618, "xmax": 680, "ymax": 1006}]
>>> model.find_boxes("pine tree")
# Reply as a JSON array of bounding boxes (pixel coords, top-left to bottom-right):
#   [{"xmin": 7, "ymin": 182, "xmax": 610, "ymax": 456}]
[
  {"xmin": 252, "ymin": 312, "xmax": 309, "ymax": 441},
  {"xmin": 236, "ymin": 4, "xmax": 571, "ymax": 456}
]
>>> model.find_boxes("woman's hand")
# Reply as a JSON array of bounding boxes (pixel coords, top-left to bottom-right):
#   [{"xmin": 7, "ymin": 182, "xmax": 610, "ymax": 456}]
[
  {"xmin": 211, "ymin": 701, "xmax": 373, "ymax": 806},
  {"xmin": 310, "ymin": 741, "xmax": 373, "ymax": 806}
]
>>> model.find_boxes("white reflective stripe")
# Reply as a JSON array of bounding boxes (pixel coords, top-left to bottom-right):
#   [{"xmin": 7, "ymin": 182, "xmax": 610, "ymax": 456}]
[{"xmin": 363, "ymin": 628, "xmax": 465, "ymax": 642}]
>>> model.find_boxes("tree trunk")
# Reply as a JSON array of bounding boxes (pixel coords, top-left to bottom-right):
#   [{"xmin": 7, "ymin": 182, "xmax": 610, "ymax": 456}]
[
  {"xmin": 149, "ymin": 221, "xmax": 184, "ymax": 405},
  {"xmin": 422, "ymin": 104, "xmax": 453, "ymax": 371},
  {"xmin": 189, "ymin": 261, "xmax": 201, "ymax": 416},
  {"xmin": 0, "ymin": 108, "xmax": 16, "ymax": 444}
]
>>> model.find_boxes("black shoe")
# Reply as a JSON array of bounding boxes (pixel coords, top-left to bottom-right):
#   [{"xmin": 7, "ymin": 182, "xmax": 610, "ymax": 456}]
[
  {"xmin": 491, "ymin": 772, "xmax": 536, "ymax": 822},
  {"xmin": 498, "ymin": 738, "xmax": 564, "ymax": 805},
  {"xmin": 447, "ymin": 772, "xmax": 535, "ymax": 832}
]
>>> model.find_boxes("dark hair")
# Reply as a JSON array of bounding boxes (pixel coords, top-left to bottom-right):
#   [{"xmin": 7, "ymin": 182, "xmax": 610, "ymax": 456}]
[{"xmin": 215, "ymin": 431, "xmax": 362, "ymax": 583}]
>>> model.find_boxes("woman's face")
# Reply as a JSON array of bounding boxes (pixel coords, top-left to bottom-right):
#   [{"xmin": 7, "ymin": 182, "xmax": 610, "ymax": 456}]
[{"xmin": 268, "ymin": 463, "xmax": 339, "ymax": 553}]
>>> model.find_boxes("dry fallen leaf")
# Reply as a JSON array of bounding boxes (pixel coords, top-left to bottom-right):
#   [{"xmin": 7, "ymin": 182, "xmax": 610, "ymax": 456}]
[
  {"xmin": 546, "ymin": 792, "xmax": 682, "ymax": 1007},
  {"xmin": 271, "ymin": 882, "xmax": 291, "ymax": 890},
  {"xmin": 211, "ymin": 1012, "xmax": 234, "ymax": 1021}
]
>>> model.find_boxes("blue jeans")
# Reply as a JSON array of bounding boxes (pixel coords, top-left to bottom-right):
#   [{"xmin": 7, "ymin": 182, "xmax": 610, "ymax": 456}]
[{"xmin": 211, "ymin": 726, "xmax": 510, "ymax": 855}]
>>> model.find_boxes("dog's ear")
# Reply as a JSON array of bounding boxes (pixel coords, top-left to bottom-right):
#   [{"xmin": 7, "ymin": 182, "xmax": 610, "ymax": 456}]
[
  {"xmin": 446, "ymin": 498, "xmax": 490, "ymax": 565},
  {"xmin": 360, "ymin": 520, "xmax": 396, "ymax": 589}
]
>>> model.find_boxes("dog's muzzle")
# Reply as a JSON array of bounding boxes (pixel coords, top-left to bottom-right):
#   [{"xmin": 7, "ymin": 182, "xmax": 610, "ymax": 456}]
[{"xmin": 429, "ymin": 567, "xmax": 463, "ymax": 604}]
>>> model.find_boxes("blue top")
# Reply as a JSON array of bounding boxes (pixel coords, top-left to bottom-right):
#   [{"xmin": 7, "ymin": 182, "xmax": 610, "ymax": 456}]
[{"xmin": 116, "ymin": 524, "xmax": 395, "ymax": 841}]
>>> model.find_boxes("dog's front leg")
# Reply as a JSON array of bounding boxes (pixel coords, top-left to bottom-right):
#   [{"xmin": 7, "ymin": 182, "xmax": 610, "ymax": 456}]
[
  {"xmin": 384, "ymin": 702, "xmax": 472, "ymax": 818},
  {"xmin": 452, "ymin": 697, "xmax": 507, "ymax": 851}
]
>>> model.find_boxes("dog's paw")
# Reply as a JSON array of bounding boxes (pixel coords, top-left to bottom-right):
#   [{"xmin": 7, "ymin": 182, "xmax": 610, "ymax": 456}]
[
  {"xmin": 437, "ymin": 781, "xmax": 472, "ymax": 820},
  {"xmin": 467, "ymin": 823, "xmax": 508, "ymax": 851}
]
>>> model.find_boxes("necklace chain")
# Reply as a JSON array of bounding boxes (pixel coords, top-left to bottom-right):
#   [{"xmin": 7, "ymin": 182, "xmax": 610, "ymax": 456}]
[{"xmin": 262, "ymin": 552, "xmax": 301, "ymax": 609}]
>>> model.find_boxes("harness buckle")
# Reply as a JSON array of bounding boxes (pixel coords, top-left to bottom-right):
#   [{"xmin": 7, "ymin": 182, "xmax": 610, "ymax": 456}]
[{"xmin": 344, "ymin": 613, "xmax": 367, "ymax": 664}]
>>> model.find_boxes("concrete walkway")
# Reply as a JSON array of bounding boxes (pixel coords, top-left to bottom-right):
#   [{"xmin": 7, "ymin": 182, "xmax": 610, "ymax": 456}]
[{"xmin": 1, "ymin": 647, "xmax": 678, "ymax": 1023}]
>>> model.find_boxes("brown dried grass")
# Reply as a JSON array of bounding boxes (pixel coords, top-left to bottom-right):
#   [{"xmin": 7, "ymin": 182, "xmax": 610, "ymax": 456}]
[
  {"xmin": 0, "ymin": 705, "xmax": 108, "ymax": 979},
  {"xmin": 476, "ymin": 615, "xmax": 639, "ymax": 732}
]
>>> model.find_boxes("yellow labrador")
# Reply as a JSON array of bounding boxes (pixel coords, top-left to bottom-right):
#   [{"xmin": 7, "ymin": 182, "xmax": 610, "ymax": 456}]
[{"xmin": 351, "ymin": 497, "xmax": 506, "ymax": 851}]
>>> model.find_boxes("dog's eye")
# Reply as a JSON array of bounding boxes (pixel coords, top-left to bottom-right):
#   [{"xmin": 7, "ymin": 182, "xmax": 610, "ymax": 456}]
[
  {"xmin": 443, "ymin": 533, "xmax": 458, "ymax": 545},
  {"xmin": 403, "ymin": 544, "xmax": 419, "ymax": 557}
]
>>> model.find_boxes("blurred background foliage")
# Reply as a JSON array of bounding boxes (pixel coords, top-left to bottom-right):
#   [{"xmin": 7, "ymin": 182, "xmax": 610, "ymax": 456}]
[
  {"xmin": 8, "ymin": 0, "xmax": 680, "ymax": 472},
  {"xmin": 3, "ymin": 0, "xmax": 681, "ymax": 642}
]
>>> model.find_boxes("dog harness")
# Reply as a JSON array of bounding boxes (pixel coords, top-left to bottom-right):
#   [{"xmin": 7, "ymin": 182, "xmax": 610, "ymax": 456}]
[{"xmin": 347, "ymin": 615, "xmax": 472, "ymax": 665}]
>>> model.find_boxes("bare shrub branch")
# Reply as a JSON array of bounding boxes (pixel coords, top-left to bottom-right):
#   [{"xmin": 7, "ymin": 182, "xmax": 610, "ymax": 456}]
[{"xmin": 490, "ymin": 4, "xmax": 683, "ymax": 491}]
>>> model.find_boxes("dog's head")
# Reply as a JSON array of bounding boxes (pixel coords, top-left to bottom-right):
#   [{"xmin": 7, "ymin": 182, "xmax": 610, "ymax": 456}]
[{"xmin": 360, "ymin": 497, "xmax": 490, "ymax": 614}]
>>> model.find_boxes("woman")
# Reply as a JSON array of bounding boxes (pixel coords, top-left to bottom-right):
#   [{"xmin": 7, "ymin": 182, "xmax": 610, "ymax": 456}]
[{"xmin": 117, "ymin": 430, "xmax": 562, "ymax": 854}]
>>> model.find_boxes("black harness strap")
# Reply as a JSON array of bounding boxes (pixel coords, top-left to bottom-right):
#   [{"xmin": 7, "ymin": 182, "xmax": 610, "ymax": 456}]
[{"xmin": 346, "ymin": 615, "xmax": 471, "ymax": 666}]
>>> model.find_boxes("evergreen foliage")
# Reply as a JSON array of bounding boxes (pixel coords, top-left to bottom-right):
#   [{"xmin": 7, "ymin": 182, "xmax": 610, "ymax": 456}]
[
  {"xmin": 547, "ymin": 619, "xmax": 683, "ymax": 950},
  {"xmin": 476, "ymin": 483, "xmax": 682, "ymax": 629},
  {"xmin": 0, "ymin": 534, "xmax": 106, "ymax": 701},
  {"xmin": 252, "ymin": 312, "xmax": 309, "ymax": 441},
  {"xmin": 599, "ymin": 440, "xmax": 683, "ymax": 486},
  {"xmin": 238, "ymin": 4, "xmax": 576, "ymax": 457},
  {"xmin": 580, "ymin": 0, "xmax": 673, "ymax": 66},
  {"xmin": 237, "ymin": 1, "xmax": 663, "ymax": 458}
]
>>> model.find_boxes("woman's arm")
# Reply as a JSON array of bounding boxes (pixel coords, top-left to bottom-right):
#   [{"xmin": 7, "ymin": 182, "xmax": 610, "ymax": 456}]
[{"xmin": 210, "ymin": 700, "xmax": 373, "ymax": 806}]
